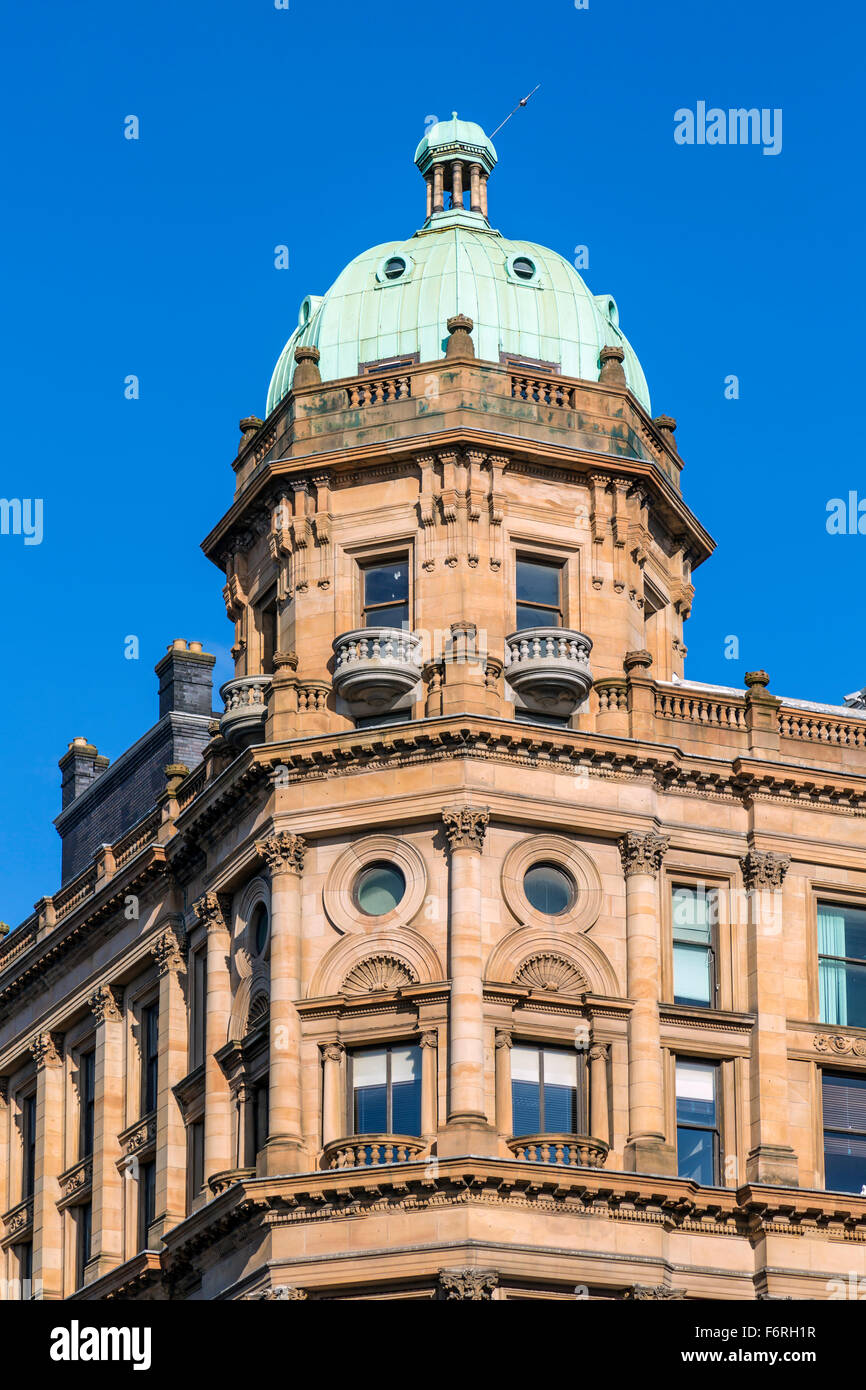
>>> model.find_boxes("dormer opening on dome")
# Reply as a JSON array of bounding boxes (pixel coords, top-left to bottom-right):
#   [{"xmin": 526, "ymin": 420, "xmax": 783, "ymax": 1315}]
[{"xmin": 413, "ymin": 113, "xmax": 497, "ymax": 222}]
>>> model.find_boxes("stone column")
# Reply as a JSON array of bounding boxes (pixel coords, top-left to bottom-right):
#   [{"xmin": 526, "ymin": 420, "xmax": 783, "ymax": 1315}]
[
  {"xmin": 236, "ymin": 1081, "xmax": 256, "ymax": 1167},
  {"xmin": 494, "ymin": 1031, "xmax": 512, "ymax": 1137},
  {"xmin": 619, "ymin": 832, "xmax": 677, "ymax": 1175},
  {"xmin": 479, "ymin": 172, "xmax": 489, "ymax": 218},
  {"xmin": 589, "ymin": 1043, "xmax": 610, "ymax": 1147},
  {"xmin": 450, "ymin": 160, "xmax": 463, "ymax": 208},
  {"xmin": 425, "ymin": 174, "xmax": 433, "ymax": 219},
  {"xmin": 432, "ymin": 163, "xmax": 444, "ymax": 212},
  {"xmin": 439, "ymin": 806, "xmax": 497, "ymax": 1156},
  {"xmin": 469, "ymin": 163, "xmax": 482, "ymax": 212},
  {"xmin": 741, "ymin": 850, "xmax": 798, "ymax": 1185},
  {"xmin": 419, "ymin": 1032, "xmax": 439, "ymax": 1140},
  {"xmin": 86, "ymin": 987, "xmax": 124, "ymax": 1280},
  {"xmin": 151, "ymin": 922, "xmax": 188, "ymax": 1236},
  {"xmin": 193, "ymin": 892, "xmax": 233, "ymax": 1184},
  {"xmin": 321, "ymin": 1043, "xmax": 344, "ymax": 1149},
  {"xmin": 30, "ymin": 1032, "xmax": 64, "ymax": 1300},
  {"xmin": 256, "ymin": 831, "xmax": 306, "ymax": 1175}
]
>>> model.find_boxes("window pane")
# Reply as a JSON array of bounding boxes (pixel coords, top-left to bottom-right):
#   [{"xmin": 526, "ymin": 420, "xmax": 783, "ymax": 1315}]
[
  {"xmin": 511, "ymin": 1046, "xmax": 541, "ymax": 1084},
  {"xmin": 544, "ymin": 1083, "xmax": 578, "ymax": 1132},
  {"xmin": 674, "ymin": 943, "xmax": 712, "ymax": 1007},
  {"xmin": 391, "ymin": 1058, "xmax": 421, "ymax": 1135},
  {"xmin": 364, "ymin": 601, "xmax": 408, "ymax": 629},
  {"xmin": 364, "ymin": 563, "xmax": 408, "ymax": 607},
  {"xmin": 823, "ymin": 1073, "xmax": 866, "ymax": 1131},
  {"xmin": 354, "ymin": 863, "xmax": 405, "ymax": 916},
  {"xmin": 354, "ymin": 1085, "xmax": 388, "ymax": 1133},
  {"xmin": 677, "ymin": 1126, "xmax": 716, "ymax": 1184},
  {"xmin": 819, "ymin": 958, "xmax": 866, "ymax": 1028},
  {"xmin": 676, "ymin": 1061, "xmax": 716, "ymax": 1126},
  {"xmin": 818, "ymin": 902, "xmax": 866, "ymax": 962},
  {"xmin": 524, "ymin": 864, "xmax": 574, "ymax": 916},
  {"xmin": 542, "ymin": 1049, "xmax": 578, "ymax": 1088},
  {"xmin": 390, "ymin": 1047, "xmax": 419, "ymax": 1085},
  {"xmin": 512, "ymin": 1081, "xmax": 541, "ymax": 1136},
  {"xmin": 352, "ymin": 1049, "xmax": 388, "ymax": 1089},
  {"xmin": 516, "ymin": 559, "xmax": 560, "ymax": 608},
  {"xmin": 672, "ymin": 885, "xmax": 715, "ymax": 942}
]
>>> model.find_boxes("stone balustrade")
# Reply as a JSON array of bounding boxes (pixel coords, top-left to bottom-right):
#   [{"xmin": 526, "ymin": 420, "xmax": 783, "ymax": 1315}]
[
  {"xmin": 322, "ymin": 1135, "xmax": 426, "ymax": 1169},
  {"xmin": 333, "ymin": 627, "xmax": 423, "ymax": 716},
  {"xmin": 219, "ymin": 675, "xmax": 273, "ymax": 748},
  {"xmin": 504, "ymin": 627, "xmax": 593, "ymax": 716},
  {"xmin": 507, "ymin": 1134, "xmax": 609, "ymax": 1169}
]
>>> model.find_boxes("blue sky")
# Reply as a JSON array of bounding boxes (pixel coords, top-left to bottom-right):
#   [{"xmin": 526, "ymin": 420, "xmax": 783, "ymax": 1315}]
[{"xmin": 1, "ymin": 0, "xmax": 863, "ymax": 925}]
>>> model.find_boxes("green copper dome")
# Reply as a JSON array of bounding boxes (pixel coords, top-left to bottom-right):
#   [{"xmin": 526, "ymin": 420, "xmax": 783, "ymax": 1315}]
[{"xmin": 266, "ymin": 120, "xmax": 650, "ymax": 417}]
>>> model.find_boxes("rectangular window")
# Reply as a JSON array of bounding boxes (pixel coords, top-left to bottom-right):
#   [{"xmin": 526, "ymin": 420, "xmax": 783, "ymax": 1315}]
[
  {"xmin": 350, "ymin": 1045, "xmax": 421, "ymax": 1136},
  {"xmin": 675, "ymin": 1059, "xmax": 720, "ymax": 1185},
  {"xmin": 79, "ymin": 1050, "xmax": 95, "ymax": 1159},
  {"xmin": 191, "ymin": 949, "xmax": 207, "ymax": 1071},
  {"xmin": 511, "ymin": 1045, "xmax": 581, "ymax": 1136},
  {"xmin": 361, "ymin": 559, "xmax": 410, "ymax": 629},
  {"xmin": 822, "ymin": 1072, "xmax": 866, "ymax": 1193},
  {"xmin": 16, "ymin": 1242, "xmax": 32, "ymax": 1300},
  {"xmin": 253, "ymin": 1077, "xmax": 269, "ymax": 1153},
  {"xmin": 138, "ymin": 1160, "xmax": 156, "ymax": 1249},
  {"xmin": 75, "ymin": 1202, "xmax": 92, "ymax": 1290},
  {"xmin": 672, "ymin": 884, "xmax": 718, "ymax": 1008},
  {"xmin": 187, "ymin": 1120, "xmax": 205, "ymax": 1212},
  {"xmin": 142, "ymin": 1004, "xmax": 159, "ymax": 1115},
  {"xmin": 818, "ymin": 902, "xmax": 866, "ymax": 1028},
  {"xmin": 515, "ymin": 557, "xmax": 563, "ymax": 631},
  {"xmin": 259, "ymin": 591, "xmax": 278, "ymax": 675},
  {"xmin": 22, "ymin": 1094, "xmax": 36, "ymax": 1200}
]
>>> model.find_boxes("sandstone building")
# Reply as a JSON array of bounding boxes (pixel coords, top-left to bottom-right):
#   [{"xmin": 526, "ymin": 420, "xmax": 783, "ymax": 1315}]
[{"xmin": 2, "ymin": 116, "xmax": 866, "ymax": 1302}]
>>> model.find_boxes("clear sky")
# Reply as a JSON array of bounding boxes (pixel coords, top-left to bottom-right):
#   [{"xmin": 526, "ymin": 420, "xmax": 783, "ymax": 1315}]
[{"xmin": 1, "ymin": 0, "xmax": 863, "ymax": 926}]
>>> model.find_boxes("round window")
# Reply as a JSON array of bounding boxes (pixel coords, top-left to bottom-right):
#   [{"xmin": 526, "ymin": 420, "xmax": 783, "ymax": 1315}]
[
  {"xmin": 383, "ymin": 256, "xmax": 407, "ymax": 281},
  {"xmin": 512, "ymin": 256, "xmax": 536, "ymax": 281},
  {"xmin": 251, "ymin": 903, "xmax": 270, "ymax": 955},
  {"xmin": 523, "ymin": 863, "xmax": 575, "ymax": 916},
  {"xmin": 354, "ymin": 862, "xmax": 406, "ymax": 916}
]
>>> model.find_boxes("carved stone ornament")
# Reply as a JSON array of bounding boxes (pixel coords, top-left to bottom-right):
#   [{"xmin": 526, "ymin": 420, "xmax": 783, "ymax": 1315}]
[
  {"xmin": 322, "ymin": 1042, "xmax": 344, "ymax": 1064},
  {"xmin": 59, "ymin": 1158, "xmax": 93, "ymax": 1200},
  {"xmin": 246, "ymin": 1285, "xmax": 308, "ymax": 1301},
  {"xmin": 740, "ymin": 850, "xmax": 790, "ymax": 892},
  {"xmin": 618, "ymin": 831, "xmax": 670, "ymax": 878},
  {"xmin": 4, "ymin": 1199, "xmax": 33, "ymax": 1238},
  {"xmin": 151, "ymin": 924, "xmax": 187, "ymax": 977},
  {"xmin": 256, "ymin": 831, "xmax": 306, "ymax": 876},
  {"xmin": 814, "ymin": 1033, "xmax": 866, "ymax": 1058},
  {"xmin": 513, "ymin": 952, "xmax": 586, "ymax": 995},
  {"xmin": 626, "ymin": 1284, "xmax": 685, "ymax": 1300},
  {"xmin": 30, "ymin": 1031, "xmax": 63, "ymax": 1069},
  {"xmin": 437, "ymin": 1268, "xmax": 499, "ymax": 1300},
  {"xmin": 88, "ymin": 984, "xmax": 124, "ymax": 1024},
  {"xmin": 442, "ymin": 805, "xmax": 489, "ymax": 853},
  {"xmin": 193, "ymin": 890, "xmax": 232, "ymax": 932},
  {"xmin": 342, "ymin": 954, "xmax": 418, "ymax": 996}
]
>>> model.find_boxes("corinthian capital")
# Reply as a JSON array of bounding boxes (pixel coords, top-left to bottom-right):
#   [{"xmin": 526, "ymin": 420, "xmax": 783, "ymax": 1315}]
[
  {"xmin": 740, "ymin": 850, "xmax": 790, "ymax": 892},
  {"xmin": 151, "ymin": 923, "xmax": 188, "ymax": 976},
  {"xmin": 442, "ymin": 805, "xmax": 489, "ymax": 854},
  {"xmin": 193, "ymin": 890, "xmax": 231, "ymax": 933},
  {"xmin": 30, "ymin": 1031, "xmax": 64, "ymax": 1069},
  {"xmin": 88, "ymin": 984, "xmax": 124, "ymax": 1025},
  {"xmin": 618, "ymin": 831, "xmax": 669, "ymax": 878},
  {"xmin": 256, "ymin": 831, "xmax": 306, "ymax": 876}
]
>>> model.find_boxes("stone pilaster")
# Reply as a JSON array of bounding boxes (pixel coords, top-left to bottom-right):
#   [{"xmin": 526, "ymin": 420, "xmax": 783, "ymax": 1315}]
[
  {"xmin": 30, "ymin": 1032, "xmax": 64, "ymax": 1300},
  {"xmin": 321, "ymin": 1042, "xmax": 344, "ymax": 1149},
  {"xmin": 589, "ymin": 1043, "xmax": 611, "ymax": 1147},
  {"xmin": 619, "ymin": 832, "xmax": 677, "ymax": 1176},
  {"xmin": 193, "ymin": 891, "xmax": 234, "ymax": 1184},
  {"xmin": 419, "ymin": 1031, "xmax": 439, "ymax": 1140},
  {"xmin": 494, "ymin": 1030, "xmax": 512, "ymax": 1137},
  {"xmin": 86, "ymin": 986, "xmax": 124, "ymax": 1280},
  {"xmin": 439, "ymin": 806, "xmax": 497, "ymax": 1156},
  {"xmin": 740, "ymin": 849, "xmax": 798, "ymax": 1186},
  {"xmin": 256, "ymin": 831, "xmax": 306, "ymax": 1175},
  {"xmin": 151, "ymin": 921, "xmax": 189, "ymax": 1236}
]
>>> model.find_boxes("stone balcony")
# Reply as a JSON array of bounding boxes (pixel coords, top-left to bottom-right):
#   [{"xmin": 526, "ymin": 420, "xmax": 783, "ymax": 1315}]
[
  {"xmin": 219, "ymin": 675, "xmax": 273, "ymax": 748},
  {"xmin": 332, "ymin": 627, "xmax": 423, "ymax": 718},
  {"xmin": 323, "ymin": 1135, "xmax": 427, "ymax": 1169},
  {"xmin": 507, "ymin": 1134, "xmax": 609, "ymax": 1169},
  {"xmin": 504, "ymin": 627, "xmax": 593, "ymax": 717}
]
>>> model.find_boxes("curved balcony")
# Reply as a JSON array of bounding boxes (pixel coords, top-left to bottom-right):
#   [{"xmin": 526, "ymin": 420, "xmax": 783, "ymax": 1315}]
[
  {"xmin": 322, "ymin": 1134, "xmax": 426, "ymax": 1169},
  {"xmin": 504, "ymin": 627, "xmax": 593, "ymax": 716},
  {"xmin": 333, "ymin": 627, "xmax": 423, "ymax": 716},
  {"xmin": 208, "ymin": 1166, "xmax": 257, "ymax": 1196},
  {"xmin": 507, "ymin": 1134, "xmax": 609, "ymax": 1168},
  {"xmin": 219, "ymin": 675, "xmax": 272, "ymax": 748}
]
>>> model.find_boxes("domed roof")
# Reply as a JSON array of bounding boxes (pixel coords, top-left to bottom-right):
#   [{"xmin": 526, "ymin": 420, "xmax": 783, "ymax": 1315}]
[{"xmin": 266, "ymin": 120, "xmax": 650, "ymax": 417}]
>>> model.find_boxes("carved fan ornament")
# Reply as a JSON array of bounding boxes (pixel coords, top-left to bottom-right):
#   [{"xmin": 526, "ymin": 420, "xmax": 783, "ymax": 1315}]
[
  {"xmin": 513, "ymin": 952, "xmax": 586, "ymax": 995},
  {"xmin": 247, "ymin": 992, "xmax": 270, "ymax": 1031},
  {"xmin": 342, "ymin": 954, "xmax": 418, "ymax": 996}
]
